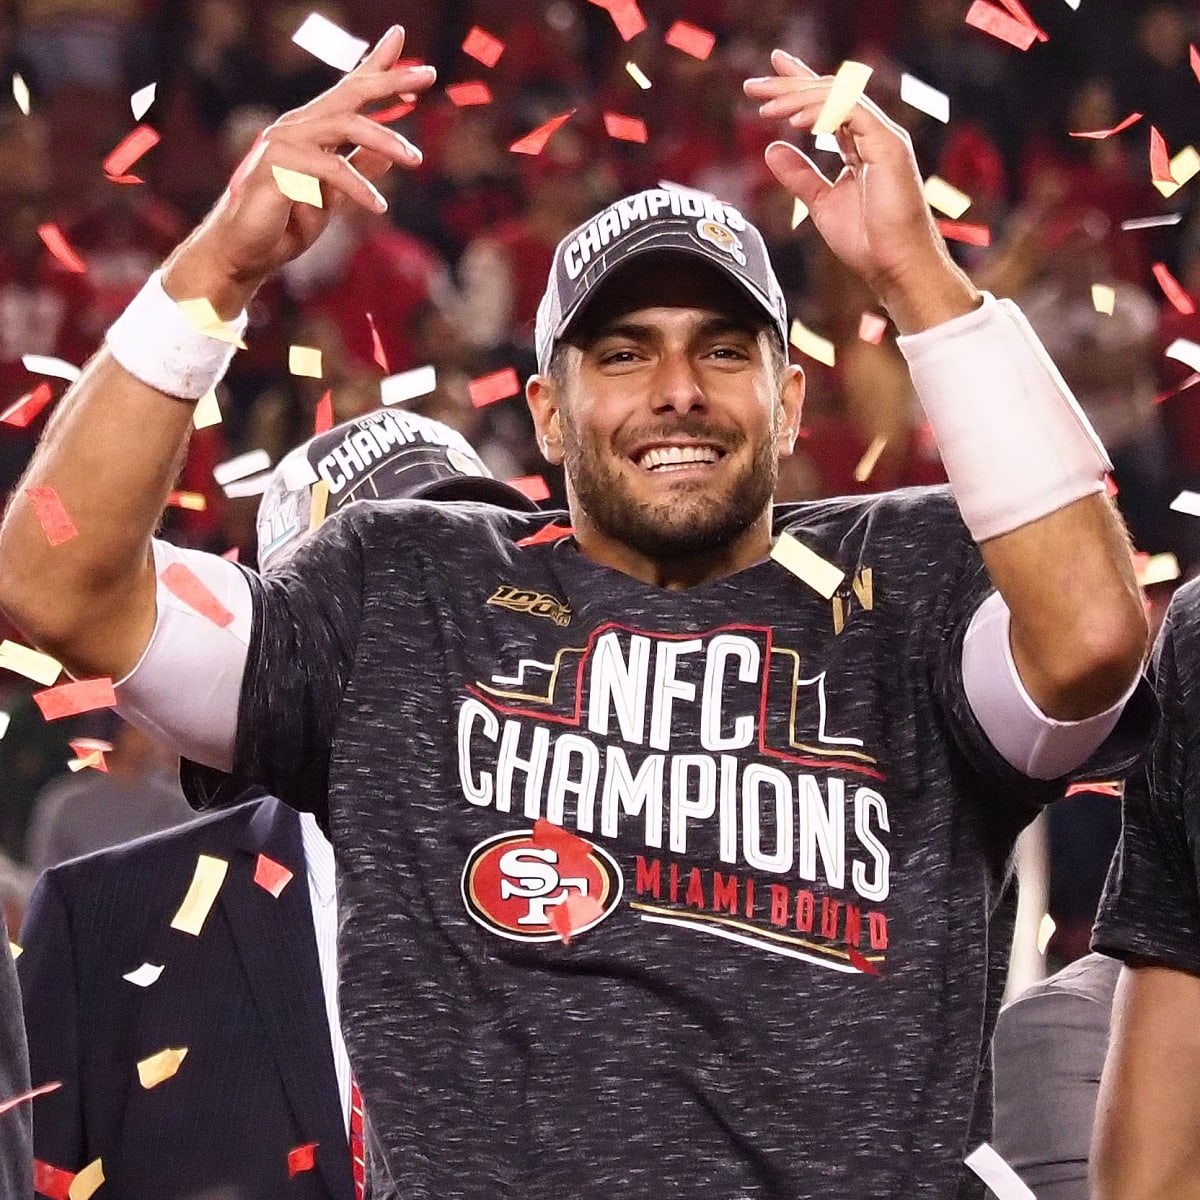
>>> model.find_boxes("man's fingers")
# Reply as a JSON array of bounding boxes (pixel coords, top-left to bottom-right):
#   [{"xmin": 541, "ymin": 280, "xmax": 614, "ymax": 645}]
[
  {"xmin": 263, "ymin": 143, "xmax": 388, "ymax": 213},
  {"xmin": 273, "ymin": 113, "xmax": 421, "ymax": 168},
  {"xmin": 764, "ymin": 141, "xmax": 834, "ymax": 211},
  {"xmin": 770, "ymin": 47, "xmax": 818, "ymax": 78},
  {"xmin": 358, "ymin": 23, "xmax": 407, "ymax": 72}
]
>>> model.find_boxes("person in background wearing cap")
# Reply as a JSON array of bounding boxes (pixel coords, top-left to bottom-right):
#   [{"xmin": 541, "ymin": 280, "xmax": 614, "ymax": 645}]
[
  {"xmin": 15, "ymin": 410, "xmax": 535, "ymax": 1200},
  {"xmin": 0, "ymin": 27, "xmax": 1151, "ymax": 1200}
]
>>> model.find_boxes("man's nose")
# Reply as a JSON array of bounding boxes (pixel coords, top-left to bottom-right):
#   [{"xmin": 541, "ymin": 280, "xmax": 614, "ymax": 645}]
[{"xmin": 650, "ymin": 351, "xmax": 706, "ymax": 415}]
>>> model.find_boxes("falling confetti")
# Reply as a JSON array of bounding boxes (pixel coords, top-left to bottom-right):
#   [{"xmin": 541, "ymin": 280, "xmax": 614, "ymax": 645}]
[
  {"xmin": 130, "ymin": 82, "xmax": 156, "ymax": 119},
  {"xmin": 1153, "ymin": 262, "xmax": 1195, "ymax": 314},
  {"xmin": 964, "ymin": 1, "xmax": 1039, "ymax": 50},
  {"xmin": 22, "ymin": 354, "xmax": 80, "ymax": 382},
  {"xmin": 664, "ymin": 20, "xmax": 716, "ymax": 60},
  {"xmin": 936, "ymin": 220, "xmax": 991, "ymax": 246},
  {"xmin": 33, "ymin": 678, "xmax": 116, "ymax": 720},
  {"xmin": 213, "ymin": 448, "xmax": 271, "ymax": 486},
  {"xmin": 847, "ymin": 947, "xmax": 880, "ymax": 974},
  {"xmin": 462, "ymin": 26, "xmax": 505, "ymax": 67},
  {"xmin": 590, "ymin": 0, "xmax": 647, "ymax": 42},
  {"xmin": 37, "ymin": 225, "xmax": 87, "ymax": 274},
  {"xmin": 122, "ymin": 962, "xmax": 165, "ymax": 988},
  {"xmin": 508, "ymin": 476, "xmax": 551, "ymax": 503},
  {"xmin": 857, "ymin": 313, "xmax": 888, "ymax": 345},
  {"xmin": 549, "ymin": 893, "xmax": 605, "ymax": 943},
  {"xmin": 899, "ymin": 73, "xmax": 950, "ymax": 123},
  {"xmin": 516, "ymin": 523, "xmax": 574, "ymax": 547},
  {"xmin": 509, "ymin": 110, "xmax": 575, "ymax": 155},
  {"xmin": 288, "ymin": 1143, "xmax": 319, "ymax": 1177},
  {"xmin": 853, "ymin": 436, "xmax": 888, "ymax": 483},
  {"xmin": 288, "ymin": 344, "xmax": 323, "ymax": 377},
  {"xmin": 192, "ymin": 388, "xmax": 222, "ymax": 429},
  {"xmin": 964, "ymin": 1143, "xmax": 1036, "ymax": 1200},
  {"xmin": 446, "ymin": 81, "xmax": 492, "ymax": 107},
  {"xmin": 380, "ymin": 364, "xmax": 437, "ymax": 405},
  {"xmin": 1171, "ymin": 490, "xmax": 1200, "ymax": 517},
  {"xmin": 309, "ymin": 480, "xmax": 330, "ymax": 530},
  {"xmin": 789, "ymin": 319, "xmax": 836, "ymax": 367},
  {"xmin": 1, "ymin": 382, "xmax": 53, "ymax": 428},
  {"xmin": 469, "ymin": 367, "xmax": 521, "ymax": 407},
  {"xmin": 103, "ymin": 124, "xmax": 159, "ymax": 180},
  {"xmin": 1121, "ymin": 213, "xmax": 1182, "ymax": 230},
  {"xmin": 770, "ymin": 532, "xmax": 845, "ymax": 599},
  {"xmin": 314, "ymin": 389, "xmax": 333, "ymax": 434},
  {"xmin": 291, "ymin": 12, "xmax": 367, "ymax": 71},
  {"xmin": 273, "ymin": 165, "xmax": 323, "ymax": 208},
  {"xmin": 254, "ymin": 854, "xmax": 295, "ymax": 897},
  {"xmin": 923, "ymin": 176, "xmax": 972, "ymax": 219},
  {"xmin": 603, "ymin": 112, "xmax": 648, "ymax": 143},
  {"xmin": 1036, "ymin": 913, "xmax": 1056, "ymax": 955},
  {"xmin": 177, "ymin": 298, "xmax": 247, "ymax": 348},
  {"xmin": 365, "ymin": 312, "xmax": 389, "ymax": 372},
  {"xmin": 0, "ymin": 641, "xmax": 62, "ymax": 686},
  {"xmin": 1069, "ymin": 111, "xmax": 1142, "ymax": 139},
  {"xmin": 1091, "ymin": 284, "xmax": 1116, "ymax": 315},
  {"xmin": 12, "ymin": 73, "xmax": 30, "ymax": 116},
  {"xmin": 791, "ymin": 198, "xmax": 809, "ymax": 228},
  {"xmin": 167, "ymin": 490, "xmax": 207, "ymax": 512},
  {"xmin": 159, "ymin": 562, "xmax": 236, "ymax": 628},
  {"xmin": 24, "ymin": 485, "xmax": 79, "ymax": 546},
  {"xmin": 626, "ymin": 62, "xmax": 652, "ymax": 89},
  {"xmin": 137, "ymin": 1047, "xmax": 188, "ymax": 1090},
  {"xmin": 0, "ymin": 1080, "xmax": 60, "ymax": 1117},
  {"xmin": 170, "ymin": 854, "xmax": 228, "ymax": 935},
  {"xmin": 34, "ymin": 1161, "xmax": 74, "ymax": 1200},
  {"xmin": 813, "ymin": 61, "xmax": 873, "ymax": 135},
  {"xmin": 1165, "ymin": 337, "xmax": 1200, "ymax": 374},
  {"xmin": 67, "ymin": 1158, "xmax": 104, "ymax": 1200}
]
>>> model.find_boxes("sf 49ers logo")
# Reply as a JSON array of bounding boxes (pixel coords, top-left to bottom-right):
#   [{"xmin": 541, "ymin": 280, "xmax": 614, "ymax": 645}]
[{"xmin": 461, "ymin": 829, "xmax": 623, "ymax": 942}]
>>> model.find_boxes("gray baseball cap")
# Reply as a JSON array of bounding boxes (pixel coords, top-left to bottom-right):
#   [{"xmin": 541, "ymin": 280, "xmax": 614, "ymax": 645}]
[
  {"xmin": 255, "ymin": 407, "xmax": 538, "ymax": 569},
  {"xmin": 534, "ymin": 186, "xmax": 789, "ymax": 373}
]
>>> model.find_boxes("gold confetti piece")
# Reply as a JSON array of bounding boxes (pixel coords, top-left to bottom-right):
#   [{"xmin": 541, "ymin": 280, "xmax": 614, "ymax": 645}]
[
  {"xmin": 308, "ymin": 479, "xmax": 330, "ymax": 531},
  {"xmin": 0, "ymin": 640, "xmax": 61, "ymax": 686},
  {"xmin": 8, "ymin": 943, "xmax": 20, "ymax": 960},
  {"xmin": 170, "ymin": 854, "xmax": 227, "ymax": 936},
  {"xmin": 68, "ymin": 751, "xmax": 106, "ymax": 773},
  {"xmin": 176, "ymin": 299, "xmax": 247, "ymax": 349},
  {"xmin": 1091, "ymin": 284, "xmax": 1116, "ymax": 315},
  {"xmin": 288, "ymin": 345, "xmax": 323, "ymax": 378},
  {"xmin": 625, "ymin": 61, "xmax": 651, "ymax": 89},
  {"xmin": 272, "ymin": 164, "xmax": 324, "ymax": 208},
  {"xmin": 770, "ymin": 532, "xmax": 845, "ymax": 599},
  {"xmin": 167, "ymin": 490, "xmax": 207, "ymax": 511},
  {"xmin": 137, "ymin": 1046, "xmax": 188, "ymax": 1089},
  {"xmin": 812, "ymin": 61, "xmax": 873, "ymax": 136},
  {"xmin": 853, "ymin": 435, "xmax": 888, "ymax": 483},
  {"xmin": 68, "ymin": 1158, "xmax": 104, "ymax": 1200},
  {"xmin": 791, "ymin": 198, "xmax": 809, "ymax": 228},
  {"xmin": 789, "ymin": 319, "xmax": 836, "ymax": 367},
  {"xmin": 12, "ymin": 73, "xmax": 29, "ymax": 116},
  {"xmin": 192, "ymin": 389, "xmax": 221, "ymax": 429},
  {"xmin": 1135, "ymin": 552, "xmax": 1180, "ymax": 588},
  {"xmin": 923, "ymin": 176, "xmax": 972, "ymax": 219},
  {"xmin": 1036, "ymin": 913, "xmax": 1056, "ymax": 956},
  {"xmin": 1153, "ymin": 146, "xmax": 1200, "ymax": 198}
]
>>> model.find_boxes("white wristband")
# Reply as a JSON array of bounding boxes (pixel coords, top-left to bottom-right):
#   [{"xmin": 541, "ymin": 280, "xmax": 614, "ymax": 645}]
[
  {"xmin": 105, "ymin": 269, "xmax": 249, "ymax": 401},
  {"xmin": 897, "ymin": 292, "xmax": 1111, "ymax": 543}
]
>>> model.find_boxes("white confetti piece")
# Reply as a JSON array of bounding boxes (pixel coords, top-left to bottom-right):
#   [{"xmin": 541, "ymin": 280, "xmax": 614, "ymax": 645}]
[
  {"xmin": 770, "ymin": 532, "xmax": 845, "ymax": 599},
  {"xmin": 626, "ymin": 61, "xmax": 651, "ymax": 89},
  {"xmin": 0, "ymin": 640, "xmax": 61, "ymax": 686},
  {"xmin": 964, "ymin": 1143, "xmax": 1036, "ymax": 1200},
  {"xmin": 900, "ymin": 73, "xmax": 949, "ymax": 123},
  {"xmin": 123, "ymin": 962, "xmax": 164, "ymax": 988},
  {"xmin": 291, "ymin": 12, "xmax": 368, "ymax": 72},
  {"xmin": 12, "ymin": 73, "xmax": 29, "ymax": 116},
  {"xmin": 1036, "ymin": 913, "xmax": 1055, "ymax": 955},
  {"xmin": 1166, "ymin": 337, "xmax": 1200, "ymax": 374},
  {"xmin": 1121, "ymin": 213, "xmax": 1181, "ymax": 230},
  {"xmin": 1170, "ymin": 489, "xmax": 1200, "ymax": 517},
  {"xmin": 814, "ymin": 131, "xmax": 841, "ymax": 154},
  {"xmin": 1091, "ymin": 284, "xmax": 1115, "ymax": 315},
  {"xmin": 1136, "ymin": 552, "xmax": 1180, "ymax": 587},
  {"xmin": 222, "ymin": 471, "xmax": 273, "ymax": 499},
  {"xmin": 22, "ymin": 354, "xmax": 80, "ymax": 382},
  {"xmin": 0, "ymin": 713, "xmax": 10, "ymax": 740},
  {"xmin": 813, "ymin": 61, "xmax": 872, "ymax": 135},
  {"xmin": 281, "ymin": 454, "xmax": 320, "ymax": 491},
  {"xmin": 213, "ymin": 448, "xmax": 271, "ymax": 487},
  {"xmin": 381, "ymin": 364, "xmax": 438, "ymax": 405},
  {"xmin": 791, "ymin": 198, "xmax": 809, "ymax": 228},
  {"xmin": 170, "ymin": 854, "xmax": 227, "ymax": 935},
  {"xmin": 130, "ymin": 81, "xmax": 156, "ymax": 120},
  {"xmin": 923, "ymin": 176, "xmax": 972, "ymax": 219},
  {"xmin": 8, "ymin": 942, "xmax": 19, "ymax": 960}
]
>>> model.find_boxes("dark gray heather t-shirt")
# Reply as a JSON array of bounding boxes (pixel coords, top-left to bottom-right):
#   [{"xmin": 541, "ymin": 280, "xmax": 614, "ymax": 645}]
[
  {"xmin": 1096, "ymin": 577, "xmax": 1200, "ymax": 972},
  {"xmin": 184, "ymin": 486, "xmax": 1146, "ymax": 1200}
]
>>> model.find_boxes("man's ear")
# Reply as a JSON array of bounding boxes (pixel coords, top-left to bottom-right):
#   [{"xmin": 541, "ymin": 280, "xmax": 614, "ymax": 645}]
[
  {"xmin": 527, "ymin": 373, "xmax": 564, "ymax": 465},
  {"xmin": 777, "ymin": 363, "xmax": 805, "ymax": 456}
]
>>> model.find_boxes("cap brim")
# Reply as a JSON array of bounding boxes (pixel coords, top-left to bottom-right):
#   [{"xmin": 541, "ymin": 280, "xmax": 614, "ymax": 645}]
[{"xmin": 412, "ymin": 475, "xmax": 542, "ymax": 512}]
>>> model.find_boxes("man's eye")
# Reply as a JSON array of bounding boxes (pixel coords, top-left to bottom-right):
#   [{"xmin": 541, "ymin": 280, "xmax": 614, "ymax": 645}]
[
  {"xmin": 599, "ymin": 349, "xmax": 639, "ymax": 365},
  {"xmin": 709, "ymin": 345, "xmax": 748, "ymax": 360}
]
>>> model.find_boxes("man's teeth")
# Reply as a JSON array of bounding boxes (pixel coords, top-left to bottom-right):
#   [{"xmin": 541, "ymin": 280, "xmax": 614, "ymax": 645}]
[{"xmin": 639, "ymin": 446, "xmax": 720, "ymax": 470}]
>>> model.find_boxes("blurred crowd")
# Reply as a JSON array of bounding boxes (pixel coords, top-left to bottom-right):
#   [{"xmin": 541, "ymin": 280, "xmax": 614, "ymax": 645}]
[{"xmin": 2, "ymin": 0, "xmax": 1200, "ymax": 975}]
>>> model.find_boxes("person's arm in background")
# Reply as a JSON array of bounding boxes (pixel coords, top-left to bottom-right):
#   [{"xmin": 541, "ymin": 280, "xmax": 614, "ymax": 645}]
[
  {"xmin": 1092, "ymin": 583, "xmax": 1200, "ymax": 1198},
  {"xmin": 745, "ymin": 53, "xmax": 1146, "ymax": 726},
  {"xmin": 0, "ymin": 28, "xmax": 433, "ymax": 695}
]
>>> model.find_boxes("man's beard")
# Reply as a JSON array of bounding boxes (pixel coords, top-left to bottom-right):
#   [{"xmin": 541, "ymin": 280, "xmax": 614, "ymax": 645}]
[{"xmin": 561, "ymin": 414, "xmax": 780, "ymax": 562}]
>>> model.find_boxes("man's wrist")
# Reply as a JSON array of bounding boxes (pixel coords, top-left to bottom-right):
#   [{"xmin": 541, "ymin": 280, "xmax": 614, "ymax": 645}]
[
  {"xmin": 877, "ymin": 254, "xmax": 982, "ymax": 335},
  {"xmin": 162, "ymin": 232, "xmax": 262, "ymax": 320}
]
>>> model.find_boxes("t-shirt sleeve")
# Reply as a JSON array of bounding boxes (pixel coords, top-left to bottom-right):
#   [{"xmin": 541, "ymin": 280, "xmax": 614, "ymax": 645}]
[
  {"xmin": 1094, "ymin": 588, "xmax": 1200, "ymax": 974},
  {"xmin": 180, "ymin": 506, "xmax": 366, "ymax": 823}
]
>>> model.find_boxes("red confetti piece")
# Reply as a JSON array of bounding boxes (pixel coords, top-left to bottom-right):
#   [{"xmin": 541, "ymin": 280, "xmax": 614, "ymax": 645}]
[
  {"xmin": 0, "ymin": 1080, "xmax": 61, "ymax": 1117},
  {"xmin": 857, "ymin": 313, "xmax": 888, "ymax": 345},
  {"xmin": 369, "ymin": 100, "xmax": 415, "ymax": 124},
  {"xmin": 549, "ymin": 893, "xmax": 605, "ymax": 943},
  {"xmin": 365, "ymin": 312, "xmax": 389, "ymax": 373},
  {"xmin": 313, "ymin": 389, "xmax": 334, "ymax": 435},
  {"xmin": 37, "ymin": 225, "xmax": 86, "ymax": 274},
  {"xmin": 1150, "ymin": 125, "xmax": 1174, "ymax": 185},
  {"xmin": 33, "ymin": 677, "xmax": 117, "ymax": 721},
  {"xmin": 462, "ymin": 26, "xmax": 504, "ymax": 67},
  {"xmin": 964, "ymin": 1, "xmax": 1038, "ymax": 50},
  {"xmin": 159, "ymin": 561, "xmax": 235, "ymax": 628},
  {"xmin": 533, "ymin": 817, "xmax": 593, "ymax": 856},
  {"xmin": 287, "ymin": 1143, "xmax": 318, "ymax": 1178},
  {"xmin": 507, "ymin": 475, "xmax": 551, "ymax": 502},
  {"xmin": 1104, "ymin": 473, "xmax": 1119, "ymax": 498},
  {"xmin": 221, "ymin": 546, "xmax": 240, "ymax": 562},
  {"xmin": 446, "ymin": 81, "xmax": 492, "ymax": 107},
  {"xmin": 1153, "ymin": 262, "xmax": 1196, "ymax": 315},
  {"xmin": 847, "ymin": 947, "xmax": 880, "ymax": 975},
  {"xmin": 103, "ymin": 124, "xmax": 160, "ymax": 179},
  {"xmin": 516, "ymin": 523, "xmax": 574, "ymax": 547},
  {"xmin": 24, "ymin": 485, "xmax": 78, "ymax": 545},
  {"xmin": 468, "ymin": 367, "xmax": 521, "ymax": 407},
  {"xmin": 253, "ymin": 853, "xmax": 294, "ymax": 897},
  {"xmin": 590, "ymin": 0, "xmax": 647, "ymax": 42},
  {"xmin": 603, "ymin": 112, "xmax": 648, "ymax": 143},
  {"xmin": 1, "ymin": 382, "xmax": 53, "ymax": 428},
  {"xmin": 34, "ymin": 1159, "xmax": 74, "ymax": 1200},
  {"xmin": 664, "ymin": 20, "xmax": 715, "ymax": 60},
  {"xmin": 1065, "ymin": 780, "xmax": 1122, "ymax": 798},
  {"xmin": 993, "ymin": 0, "xmax": 1047, "ymax": 41},
  {"xmin": 1069, "ymin": 111, "xmax": 1142, "ymax": 140},
  {"xmin": 1192, "ymin": 44, "xmax": 1200, "ymax": 87},
  {"xmin": 509, "ymin": 110, "xmax": 575, "ymax": 156},
  {"xmin": 936, "ymin": 219, "xmax": 991, "ymax": 247}
]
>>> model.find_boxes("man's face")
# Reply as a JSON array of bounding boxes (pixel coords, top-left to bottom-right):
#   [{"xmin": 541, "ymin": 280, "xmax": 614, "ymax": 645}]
[{"xmin": 529, "ymin": 256, "xmax": 803, "ymax": 566}]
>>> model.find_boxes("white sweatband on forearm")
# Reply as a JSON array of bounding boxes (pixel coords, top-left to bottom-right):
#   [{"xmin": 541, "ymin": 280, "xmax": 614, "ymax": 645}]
[
  {"xmin": 962, "ymin": 590, "xmax": 1134, "ymax": 780},
  {"xmin": 897, "ymin": 292, "xmax": 1111, "ymax": 543},
  {"xmin": 105, "ymin": 269, "xmax": 249, "ymax": 401},
  {"xmin": 114, "ymin": 539, "xmax": 252, "ymax": 772}
]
